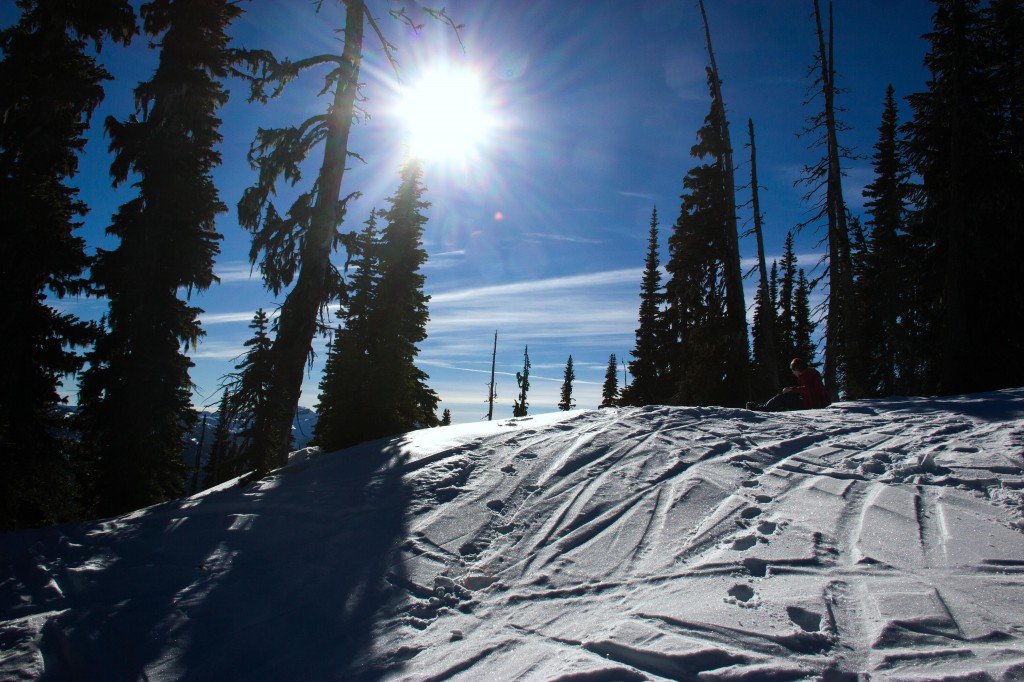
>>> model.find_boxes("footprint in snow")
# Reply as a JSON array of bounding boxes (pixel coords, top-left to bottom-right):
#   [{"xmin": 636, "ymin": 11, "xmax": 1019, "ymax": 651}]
[
  {"xmin": 742, "ymin": 557, "xmax": 768, "ymax": 577},
  {"xmin": 725, "ymin": 583, "xmax": 760, "ymax": 608},
  {"xmin": 732, "ymin": 535, "xmax": 759, "ymax": 551},
  {"xmin": 786, "ymin": 606, "xmax": 823, "ymax": 633},
  {"xmin": 740, "ymin": 506, "xmax": 762, "ymax": 520}
]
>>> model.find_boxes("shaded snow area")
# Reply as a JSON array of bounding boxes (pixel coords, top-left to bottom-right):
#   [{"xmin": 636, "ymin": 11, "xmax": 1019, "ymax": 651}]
[{"xmin": 3, "ymin": 391, "xmax": 1024, "ymax": 681}]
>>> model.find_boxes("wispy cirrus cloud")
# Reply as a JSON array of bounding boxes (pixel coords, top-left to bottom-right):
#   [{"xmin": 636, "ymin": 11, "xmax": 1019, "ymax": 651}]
[
  {"xmin": 214, "ymin": 261, "xmax": 260, "ymax": 284},
  {"xmin": 423, "ymin": 268, "xmax": 642, "ymax": 366},
  {"xmin": 199, "ymin": 311, "xmax": 259, "ymax": 325},
  {"xmin": 186, "ymin": 340, "xmax": 245, "ymax": 360}
]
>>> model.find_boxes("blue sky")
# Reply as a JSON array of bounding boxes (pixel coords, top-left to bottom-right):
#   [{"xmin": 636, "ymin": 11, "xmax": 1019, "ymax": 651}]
[{"xmin": 6, "ymin": 0, "xmax": 937, "ymax": 423}]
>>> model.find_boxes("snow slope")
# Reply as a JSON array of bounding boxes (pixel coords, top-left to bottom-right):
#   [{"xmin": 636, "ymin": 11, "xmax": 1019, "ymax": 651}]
[{"xmin": 2, "ymin": 390, "xmax": 1023, "ymax": 680}]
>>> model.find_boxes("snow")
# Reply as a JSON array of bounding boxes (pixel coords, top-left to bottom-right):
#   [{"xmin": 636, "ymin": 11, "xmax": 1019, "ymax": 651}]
[{"xmin": 3, "ymin": 390, "xmax": 1024, "ymax": 681}]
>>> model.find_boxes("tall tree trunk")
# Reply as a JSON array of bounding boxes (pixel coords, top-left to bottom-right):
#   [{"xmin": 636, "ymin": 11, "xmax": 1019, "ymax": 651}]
[
  {"xmin": 261, "ymin": 0, "xmax": 365, "ymax": 470},
  {"xmin": 748, "ymin": 118, "xmax": 779, "ymax": 393},
  {"xmin": 813, "ymin": 0, "xmax": 856, "ymax": 401},
  {"xmin": 698, "ymin": 0, "xmax": 750, "ymax": 404}
]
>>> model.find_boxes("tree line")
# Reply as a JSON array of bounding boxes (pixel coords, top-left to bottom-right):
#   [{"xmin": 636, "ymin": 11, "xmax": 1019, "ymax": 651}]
[
  {"xmin": 618, "ymin": 0, "xmax": 1023, "ymax": 411},
  {"xmin": 2, "ymin": 0, "xmax": 1021, "ymax": 532}
]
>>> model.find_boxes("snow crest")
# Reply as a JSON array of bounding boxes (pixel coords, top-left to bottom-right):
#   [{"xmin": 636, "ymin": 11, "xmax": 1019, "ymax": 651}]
[{"xmin": 2, "ymin": 391, "xmax": 1023, "ymax": 680}]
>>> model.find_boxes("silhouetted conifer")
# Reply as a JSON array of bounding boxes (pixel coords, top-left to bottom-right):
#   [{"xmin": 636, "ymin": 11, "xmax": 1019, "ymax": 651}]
[
  {"xmin": 903, "ymin": 0, "xmax": 1024, "ymax": 394},
  {"xmin": 229, "ymin": 309, "xmax": 276, "ymax": 470},
  {"xmin": 601, "ymin": 354, "xmax": 620, "ymax": 408},
  {"xmin": 559, "ymin": 356, "xmax": 576, "ymax": 411},
  {"xmin": 237, "ymin": 4, "xmax": 459, "ymax": 469},
  {"xmin": 0, "ymin": 0, "xmax": 134, "ymax": 530},
  {"xmin": 697, "ymin": 1, "xmax": 750, "ymax": 404},
  {"xmin": 513, "ymin": 346, "xmax": 531, "ymax": 417},
  {"xmin": 315, "ymin": 163, "xmax": 438, "ymax": 449},
  {"xmin": 793, "ymin": 269, "xmax": 817, "ymax": 365},
  {"xmin": 665, "ymin": 70, "xmax": 747, "ymax": 407},
  {"xmin": 860, "ymin": 85, "xmax": 914, "ymax": 396},
  {"xmin": 624, "ymin": 207, "xmax": 669, "ymax": 406},
  {"xmin": 202, "ymin": 389, "xmax": 234, "ymax": 489},
  {"xmin": 78, "ymin": 0, "xmax": 238, "ymax": 517},
  {"xmin": 371, "ymin": 162, "xmax": 438, "ymax": 433},
  {"xmin": 776, "ymin": 233, "xmax": 797, "ymax": 365},
  {"xmin": 314, "ymin": 212, "xmax": 381, "ymax": 451}
]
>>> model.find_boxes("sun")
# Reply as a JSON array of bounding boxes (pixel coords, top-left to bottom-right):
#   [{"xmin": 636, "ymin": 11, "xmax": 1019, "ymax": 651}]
[{"xmin": 396, "ymin": 67, "xmax": 495, "ymax": 163}]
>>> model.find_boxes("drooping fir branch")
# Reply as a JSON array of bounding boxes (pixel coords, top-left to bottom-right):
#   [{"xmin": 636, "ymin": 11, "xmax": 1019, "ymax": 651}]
[
  {"xmin": 0, "ymin": 0, "xmax": 136, "ymax": 531},
  {"xmin": 79, "ymin": 0, "xmax": 241, "ymax": 516},
  {"xmin": 235, "ymin": 2, "xmax": 458, "ymax": 471}
]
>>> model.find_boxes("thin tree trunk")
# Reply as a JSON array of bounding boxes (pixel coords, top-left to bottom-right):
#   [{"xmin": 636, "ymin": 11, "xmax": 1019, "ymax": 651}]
[
  {"xmin": 487, "ymin": 330, "xmax": 497, "ymax": 421},
  {"xmin": 262, "ymin": 0, "xmax": 365, "ymax": 469},
  {"xmin": 813, "ymin": 0, "xmax": 855, "ymax": 401},
  {"xmin": 192, "ymin": 412, "xmax": 207, "ymax": 495},
  {"xmin": 698, "ymin": 0, "xmax": 749, "ymax": 405},
  {"xmin": 748, "ymin": 119, "xmax": 779, "ymax": 392}
]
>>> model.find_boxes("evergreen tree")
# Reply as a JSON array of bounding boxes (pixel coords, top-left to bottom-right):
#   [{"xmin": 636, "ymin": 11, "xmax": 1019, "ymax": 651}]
[
  {"xmin": 559, "ymin": 355, "xmax": 576, "ymax": 411},
  {"xmin": 793, "ymin": 269, "xmax": 817, "ymax": 365},
  {"xmin": 769, "ymin": 260, "xmax": 780, "ymax": 317},
  {"xmin": 439, "ymin": 409, "xmax": 452, "ymax": 426},
  {"xmin": 237, "ymin": 3, "xmax": 459, "ymax": 470},
  {"xmin": 371, "ymin": 161, "xmax": 438, "ymax": 434},
  {"xmin": 513, "ymin": 346, "xmax": 531, "ymax": 417},
  {"xmin": 624, "ymin": 206, "xmax": 668, "ymax": 406},
  {"xmin": 202, "ymin": 389, "xmax": 234, "ymax": 490},
  {"xmin": 697, "ymin": 0, "xmax": 750, "ymax": 404},
  {"xmin": 228, "ymin": 309, "xmax": 276, "ymax": 470},
  {"xmin": 601, "ymin": 354, "xmax": 620, "ymax": 408},
  {"xmin": 903, "ymin": 0, "xmax": 1024, "ymax": 394},
  {"xmin": 750, "ymin": 278, "xmax": 777, "ymax": 398},
  {"xmin": 315, "ymin": 163, "xmax": 438, "ymax": 449},
  {"xmin": 313, "ymin": 213, "xmax": 381, "ymax": 450},
  {"xmin": 861, "ymin": 85, "xmax": 913, "ymax": 396},
  {"xmin": 79, "ymin": 0, "xmax": 240, "ymax": 517},
  {"xmin": 0, "ymin": 1, "xmax": 135, "ymax": 531},
  {"xmin": 777, "ymin": 232, "xmax": 798, "ymax": 365},
  {"xmin": 664, "ymin": 69, "xmax": 746, "ymax": 407},
  {"xmin": 236, "ymin": 1, "xmax": 365, "ymax": 470}
]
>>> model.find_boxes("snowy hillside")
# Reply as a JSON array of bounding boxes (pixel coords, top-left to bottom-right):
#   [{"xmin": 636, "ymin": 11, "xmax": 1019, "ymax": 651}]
[{"xmin": 3, "ymin": 390, "xmax": 1024, "ymax": 680}]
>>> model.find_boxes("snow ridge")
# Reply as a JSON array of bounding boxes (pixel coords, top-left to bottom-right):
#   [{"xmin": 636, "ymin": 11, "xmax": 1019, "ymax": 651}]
[{"xmin": 2, "ymin": 391, "xmax": 1023, "ymax": 680}]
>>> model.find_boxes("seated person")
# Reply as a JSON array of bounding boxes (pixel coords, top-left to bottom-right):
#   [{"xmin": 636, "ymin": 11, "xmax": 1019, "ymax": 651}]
[{"xmin": 749, "ymin": 358, "xmax": 827, "ymax": 412}]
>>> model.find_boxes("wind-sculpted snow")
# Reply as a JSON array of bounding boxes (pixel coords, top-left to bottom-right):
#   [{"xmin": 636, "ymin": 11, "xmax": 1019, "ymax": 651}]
[{"xmin": 2, "ymin": 391, "xmax": 1023, "ymax": 680}]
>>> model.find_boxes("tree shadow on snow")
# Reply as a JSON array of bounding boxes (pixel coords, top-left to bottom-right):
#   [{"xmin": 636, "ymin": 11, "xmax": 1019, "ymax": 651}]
[
  {"xmin": 836, "ymin": 388, "xmax": 1024, "ymax": 423},
  {"xmin": 32, "ymin": 439, "xmax": 414, "ymax": 681}
]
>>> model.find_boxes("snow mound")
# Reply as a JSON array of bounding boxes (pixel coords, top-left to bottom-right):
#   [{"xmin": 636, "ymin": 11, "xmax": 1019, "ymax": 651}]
[{"xmin": 2, "ymin": 391, "xmax": 1023, "ymax": 680}]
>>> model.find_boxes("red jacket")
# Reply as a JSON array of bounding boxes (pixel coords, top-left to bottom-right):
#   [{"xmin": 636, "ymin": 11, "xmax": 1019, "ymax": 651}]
[{"xmin": 793, "ymin": 367, "xmax": 827, "ymax": 409}]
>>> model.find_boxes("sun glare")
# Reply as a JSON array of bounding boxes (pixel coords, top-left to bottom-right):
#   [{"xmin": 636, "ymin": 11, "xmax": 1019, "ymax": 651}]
[{"xmin": 397, "ymin": 67, "xmax": 494, "ymax": 163}]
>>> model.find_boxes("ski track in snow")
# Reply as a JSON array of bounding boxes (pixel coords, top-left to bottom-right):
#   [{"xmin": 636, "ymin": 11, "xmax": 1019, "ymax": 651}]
[{"xmin": 2, "ymin": 391, "xmax": 1024, "ymax": 680}]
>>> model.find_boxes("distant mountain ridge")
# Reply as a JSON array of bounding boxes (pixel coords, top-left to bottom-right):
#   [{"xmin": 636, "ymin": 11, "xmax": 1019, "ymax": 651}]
[{"xmin": 183, "ymin": 405, "xmax": 318, "ymax": 487}]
